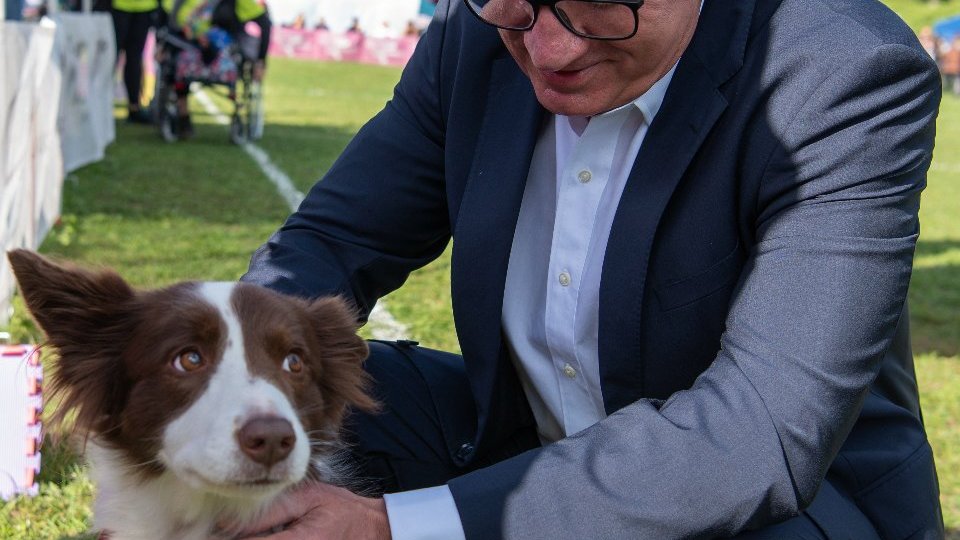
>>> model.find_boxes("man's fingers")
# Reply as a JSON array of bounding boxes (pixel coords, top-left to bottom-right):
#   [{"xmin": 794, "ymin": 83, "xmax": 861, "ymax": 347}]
[
  {"xmin": 219, "ymin": 483, "xmax": 329, "ymax": 536},
  {"xmin": 238, "ymin": 525, "xmax": 304, "ymax": 540}
]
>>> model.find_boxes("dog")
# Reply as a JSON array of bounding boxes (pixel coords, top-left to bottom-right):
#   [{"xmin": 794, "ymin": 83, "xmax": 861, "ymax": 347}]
[{"xmin": 7, "ymin": 249, "xmax": 375, "ymax": 540}]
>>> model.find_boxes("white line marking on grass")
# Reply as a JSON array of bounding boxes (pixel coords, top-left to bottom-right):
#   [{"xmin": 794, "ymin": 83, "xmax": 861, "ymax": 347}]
[
  {"xmin": 195, "ymin": 90, "xmax": 306, "ymax": 210},
  {"xmin": 195, "ymin": 88, "xmax": 409, "ymax": 341},
  {"xmin": 242, "ymin": 143, "xmax": 307, "ymax": 211},
  {"xmin": 194, "ymin": 88, "xmax": 230, "ymax": 125}
]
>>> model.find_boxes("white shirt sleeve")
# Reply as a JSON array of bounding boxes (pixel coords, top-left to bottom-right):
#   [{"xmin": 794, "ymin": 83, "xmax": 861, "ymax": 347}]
[{"xmin": 383, "ymin": 485, "xmax": 467, "ymax": 540}]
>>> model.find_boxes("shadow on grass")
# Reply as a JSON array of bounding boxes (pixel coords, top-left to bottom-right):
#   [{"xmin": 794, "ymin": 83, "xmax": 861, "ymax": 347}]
[
  {"xmin": 64, "ymin": 119, "xmax": 359, "ymax": 226},
  {"xmin": 910, "ymin": 239, "xmax": 960, "ymax": 357}
]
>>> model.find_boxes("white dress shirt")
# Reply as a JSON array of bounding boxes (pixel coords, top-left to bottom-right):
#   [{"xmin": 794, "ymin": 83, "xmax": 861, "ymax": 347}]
[{"xmin": 383, "ymin": 66, "xmax": 677, "ymax": 540}]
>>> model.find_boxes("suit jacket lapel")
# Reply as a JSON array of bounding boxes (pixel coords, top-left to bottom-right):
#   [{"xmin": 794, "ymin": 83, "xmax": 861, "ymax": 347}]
[
  {"xmin": 452, "ymin": 55, "xmax": 545, "ymax": 427},
  {"xmin": 599, "ymin": 0, "xmax": 757, "ymax": 413}
]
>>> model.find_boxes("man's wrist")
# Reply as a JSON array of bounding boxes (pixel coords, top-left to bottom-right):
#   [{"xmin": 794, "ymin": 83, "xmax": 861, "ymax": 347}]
[
  {"xmin": 366, "ymin": 497, "xmax": 392, "ymax": 539},
  {"xmin": 383, "ymin": 486, "xmax": 467, "ymax": 540}
]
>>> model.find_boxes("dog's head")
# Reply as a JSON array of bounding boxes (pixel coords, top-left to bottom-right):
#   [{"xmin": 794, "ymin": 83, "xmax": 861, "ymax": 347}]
[{"xmin": 8, "ymin": 249, "xmax": 375, "ymax": 499}]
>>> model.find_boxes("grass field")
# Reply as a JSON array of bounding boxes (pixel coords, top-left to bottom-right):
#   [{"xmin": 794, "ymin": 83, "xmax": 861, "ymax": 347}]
[{"xmin": 2, "ymin": 1, "xmax": 960, "ymax": 537}]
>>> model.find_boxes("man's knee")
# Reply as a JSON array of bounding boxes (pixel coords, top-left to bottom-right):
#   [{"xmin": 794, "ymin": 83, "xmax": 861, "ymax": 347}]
[{"xmin": 341, "ymin": 341, "xmax": 476, "ymax": 492}]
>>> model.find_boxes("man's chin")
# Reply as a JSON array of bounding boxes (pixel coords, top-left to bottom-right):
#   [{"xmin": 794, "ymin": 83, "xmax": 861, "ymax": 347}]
[{"xmin": 534, "ymin": 88, "xmax": 607, "ymax": 117}]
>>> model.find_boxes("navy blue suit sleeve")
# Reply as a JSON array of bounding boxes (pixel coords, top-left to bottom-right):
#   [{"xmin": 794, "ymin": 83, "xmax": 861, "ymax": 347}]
[{"xmin": 242, "ymin": 3, "xmax": 453, "ymax": 316}]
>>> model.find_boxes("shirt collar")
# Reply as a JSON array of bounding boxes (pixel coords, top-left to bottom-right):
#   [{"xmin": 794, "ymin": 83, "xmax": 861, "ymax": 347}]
[{"xmin": 561, "ymin": 62, "xmax": 678, "ymax": 136}]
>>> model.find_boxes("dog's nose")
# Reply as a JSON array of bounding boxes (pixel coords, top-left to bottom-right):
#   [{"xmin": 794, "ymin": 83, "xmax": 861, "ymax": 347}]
[{"xmin": 237, "ymin": 416, "xmax": 296, "ymax": 466}]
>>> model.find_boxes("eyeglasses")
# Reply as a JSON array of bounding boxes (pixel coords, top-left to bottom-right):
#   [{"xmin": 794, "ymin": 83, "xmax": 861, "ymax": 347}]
[{"xmin": 463, "ymin": 0, "xmax": 645, "ymax": 41}]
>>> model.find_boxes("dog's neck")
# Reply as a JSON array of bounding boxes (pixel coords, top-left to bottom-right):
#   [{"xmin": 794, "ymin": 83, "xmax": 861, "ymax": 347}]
[{"xmin": 86, "ymin": 443, "xmax": 279, "ymax": 540}]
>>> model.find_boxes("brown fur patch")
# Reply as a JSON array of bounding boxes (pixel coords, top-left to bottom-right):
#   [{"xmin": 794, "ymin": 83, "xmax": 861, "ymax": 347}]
[{"xmin": 232, "ymin": 285, "xmax": 376, "ymax": 452}]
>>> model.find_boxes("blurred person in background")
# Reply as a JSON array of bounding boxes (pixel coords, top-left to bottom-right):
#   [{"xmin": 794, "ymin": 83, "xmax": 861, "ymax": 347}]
[
  {"xmin": 918, "ymin": 26, "xmax": 939, "ymax": 63},
  {"xmin": 112, "ymin": 0, "xmax": 159, "ymax": 124},
  {"xmin": 941, "ymin": 35, "xmax": 960, "ymax": 94}
]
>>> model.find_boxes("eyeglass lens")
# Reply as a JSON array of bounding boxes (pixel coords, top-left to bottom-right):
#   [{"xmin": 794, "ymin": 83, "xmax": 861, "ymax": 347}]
[{"xmin": 466, "ymin": 0, "xmax": 637, "ymax": 39}]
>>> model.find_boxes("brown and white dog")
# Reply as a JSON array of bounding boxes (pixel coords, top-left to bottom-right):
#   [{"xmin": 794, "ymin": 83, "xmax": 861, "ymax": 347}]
[{"xmin": 7, "ymin": 250, "xmax": 375, "ymax": 540}]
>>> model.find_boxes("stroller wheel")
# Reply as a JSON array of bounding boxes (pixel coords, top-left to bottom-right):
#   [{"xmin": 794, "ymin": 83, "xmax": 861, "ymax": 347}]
[
  {"xmin": 154, "ymin": 77, "xmax": 179, "ymax": 143},
  {"xmin": 229, "ymin": 113, "xmax": 246, "ymax": 145},
  {"xmin": 246, "ymin": 81, "xmax": 264, "ymax": 141},
  {"xmin": 160, "ymin": 109, "xmax": 179, "ymax": 142}
]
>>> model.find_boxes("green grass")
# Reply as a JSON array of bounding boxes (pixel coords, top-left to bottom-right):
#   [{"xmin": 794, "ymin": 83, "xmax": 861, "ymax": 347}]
[
  {"xmin": 914, "ymin": 91, "xmax": 960, "ymax": 540},
  {"xmin": 2, "ymin": 2, "xmax": 960, "ymax": 535},
  {"xmin": 883, "ymin": 0, "xmax": 960, "ymax": 31}
]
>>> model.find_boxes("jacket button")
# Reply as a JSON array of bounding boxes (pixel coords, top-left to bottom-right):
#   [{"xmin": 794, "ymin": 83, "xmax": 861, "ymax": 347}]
[{"xmin": 456, "ymin": 443, "xmax": 475, "ymax": 461}]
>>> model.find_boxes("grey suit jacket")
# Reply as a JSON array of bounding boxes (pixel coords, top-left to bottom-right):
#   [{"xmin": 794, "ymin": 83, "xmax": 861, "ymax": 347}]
[{"xmin": 245, "ymin": 0, "xmax": 944, "ymax": 537}]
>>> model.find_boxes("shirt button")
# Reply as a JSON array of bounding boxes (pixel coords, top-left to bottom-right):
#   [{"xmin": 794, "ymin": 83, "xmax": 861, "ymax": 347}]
[
  {"xmin": 562, "ymin": 363, "xmax": 577, "ymax": 379},
  {"xmin": 455, "ymin": 442, "xmax": 475, "ymax": 461},
  {"xmin": 558, "ymin": 271, "xmax": 571, "ymax": 287},
  {"xmin": 577, "ymin": 170, "xmax": 592, "ymax": 184}
]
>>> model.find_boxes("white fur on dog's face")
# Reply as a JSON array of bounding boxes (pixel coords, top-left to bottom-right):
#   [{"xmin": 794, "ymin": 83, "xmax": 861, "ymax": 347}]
[{"xmin": 159, "ymin": 283, "xmax": 311, "ymax": 497}]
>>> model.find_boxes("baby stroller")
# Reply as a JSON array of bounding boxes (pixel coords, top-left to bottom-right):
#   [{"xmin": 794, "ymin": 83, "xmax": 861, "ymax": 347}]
[{"xmin": 152, "ymin": 0, "xmax": 271, "ymax": 143}]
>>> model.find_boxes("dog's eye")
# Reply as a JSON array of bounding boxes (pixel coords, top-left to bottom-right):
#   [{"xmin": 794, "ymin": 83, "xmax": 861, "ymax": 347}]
[
  {"xmin": 282, "ymin": 353, "xmax": 303, "ymax": 373},
  {"xmin": 173, "ymin": 350, "xmax": 205, "ymax": 372}
]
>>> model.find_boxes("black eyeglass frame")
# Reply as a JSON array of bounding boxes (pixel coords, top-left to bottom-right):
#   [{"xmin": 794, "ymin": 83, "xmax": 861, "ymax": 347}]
[{"xmin": 463, "ymin": 0, "xmax": 646, "ymax": 41}]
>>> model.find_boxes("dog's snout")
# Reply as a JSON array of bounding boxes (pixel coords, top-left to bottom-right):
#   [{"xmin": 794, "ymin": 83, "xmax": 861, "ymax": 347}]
[{"xmin": 237, "ymin": 416, "xmax": 296, "ymax": 466}]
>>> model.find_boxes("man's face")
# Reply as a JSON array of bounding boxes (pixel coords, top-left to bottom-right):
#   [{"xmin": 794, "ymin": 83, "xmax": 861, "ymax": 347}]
[{"xmin": 499, "ymin": 0, "xmax": 701, "ymax": 116}]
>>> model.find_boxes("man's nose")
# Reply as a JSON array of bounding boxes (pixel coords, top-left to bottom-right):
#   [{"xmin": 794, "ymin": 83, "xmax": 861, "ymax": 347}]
[{"xmin": 523, "ymin": 7, "xmax": 590, "ymax": 69}]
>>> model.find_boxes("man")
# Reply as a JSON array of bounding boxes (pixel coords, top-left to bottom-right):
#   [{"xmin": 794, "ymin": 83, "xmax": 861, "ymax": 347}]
[{"xmin": 241, "ymin": 0, "xmax": 943, "ymax": 537}]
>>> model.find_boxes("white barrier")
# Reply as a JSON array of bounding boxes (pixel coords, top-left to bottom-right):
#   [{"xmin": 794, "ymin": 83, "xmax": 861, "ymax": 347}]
[
  {"xmin": 0, "ymin": 14, "xmax": 115, "ymax": 323},
  {"xmin": 53, "ymin": 13, "xmax": 115, "ymax": 172}
]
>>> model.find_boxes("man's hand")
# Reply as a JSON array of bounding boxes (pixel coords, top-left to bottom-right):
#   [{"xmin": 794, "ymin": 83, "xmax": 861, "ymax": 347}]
[{"xmin": 223, "ymin": 482, "xmax": 391, "ymax": 540}]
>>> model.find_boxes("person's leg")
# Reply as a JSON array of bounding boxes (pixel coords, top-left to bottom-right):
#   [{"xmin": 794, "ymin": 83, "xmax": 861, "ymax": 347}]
[
  {"xmin": 172, "ymin": 47, "xmax": 195, "ymax": 138},
  {"xmin": 343, "ymin": 342, "xmax": 879, "ymax": 538},
  {"xmin": 122, "ymin": 11, "xmax": 153, "ymax": 122},
  {"xmin": 732, "ymin": 480, "xmax": 879, "ymax": 539},
  {"xmin": 110, "ymin": 8, "xmax": 131, "ymax": 65},
  {"xmin": 341, "ymin": 340, "xmax": 538, "ymax": 494}
]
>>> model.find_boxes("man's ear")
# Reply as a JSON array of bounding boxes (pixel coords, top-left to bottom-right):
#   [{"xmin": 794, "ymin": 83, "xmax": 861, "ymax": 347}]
[
  {"xmin": 7, "ymin": 249, "xmax": 136, "ymax": 435},
  {"xmin": 306, "ymin": 296, "xmax": 377, "ymax": 425}
]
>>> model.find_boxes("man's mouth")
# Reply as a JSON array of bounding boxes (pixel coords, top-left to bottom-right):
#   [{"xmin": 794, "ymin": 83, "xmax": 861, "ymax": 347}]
[{"xmin": 538, "ymin": 64, "xmax": 593, "ymax": 88}]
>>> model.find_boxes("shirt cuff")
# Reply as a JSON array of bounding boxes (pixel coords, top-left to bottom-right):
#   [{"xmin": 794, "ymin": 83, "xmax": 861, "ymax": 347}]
[{"xmin": 383, "ymin": 485, "xmax": 467, "ymax": 540}]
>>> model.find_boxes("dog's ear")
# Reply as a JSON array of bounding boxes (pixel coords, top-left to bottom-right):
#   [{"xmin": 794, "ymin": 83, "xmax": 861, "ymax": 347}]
[
  {"xmin": 306, "ymin": 296, "xmax": 377, "ymax": 425},
  {"xmin": 7, "ymin": 249, "xmax": 136, "ymax": 435}
]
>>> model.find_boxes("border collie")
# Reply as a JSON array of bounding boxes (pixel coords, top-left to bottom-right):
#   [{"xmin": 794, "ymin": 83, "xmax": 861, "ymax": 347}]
[{"xmin": 7, "ymin": 250, "xmax": 375, "ymax": 540}]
